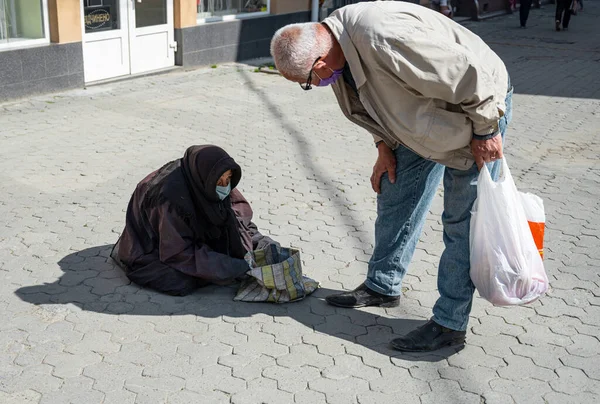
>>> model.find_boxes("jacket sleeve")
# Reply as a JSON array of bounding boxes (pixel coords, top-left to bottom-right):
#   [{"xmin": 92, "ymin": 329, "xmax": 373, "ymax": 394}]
[
  {"xmin": 155, "ymin": 205, "xmax": 250, "ymax": 283},
  {"xmin": 372, "ymin": 29, "xmax": 501, "ymax": 136},
  {"xmin": 247, "ymin": 221, "xmax": 280, "ymax": 251}
]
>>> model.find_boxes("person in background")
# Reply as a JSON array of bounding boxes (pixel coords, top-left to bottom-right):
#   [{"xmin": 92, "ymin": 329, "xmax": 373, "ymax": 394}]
[
  {"xmin": 430, "ymin": 0, "xmax": 453, "ymax": 17},
  {"xmin": 111, "ymin": 145, "xmax": 277, "ymax": 296},
  {"xmin": 520, "ymin": 0, "xmax": 533, "ymax": 28},
  {"xmin": 555, "ymin": 0, "xmax": 572, "ymax": 31}
]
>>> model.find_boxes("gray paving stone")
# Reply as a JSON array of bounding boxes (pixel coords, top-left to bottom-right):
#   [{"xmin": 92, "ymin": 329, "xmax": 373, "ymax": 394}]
[
  {"xmin": 369, "ymin": 366, "xmax": 430, "ymax": 395},
  {"xmin": 344, "ymin": 344, "xmax": 395, "ymax": 370},
  {"xmin": 227, "ymin": 354, "xmax": 276, "ymax": 382},
  {"xmin": 560, "ymin": 355, "xmax": 600, "ymax": 381},
  {"xmin": 0, "ymin": 364, "xmax": 63, "ymax": 394},
  {"xmin": 420, "ymin": 379, "xmax": 481, "ymax": 404},
  {"xmin": 314, "ymin": 314, "xmax": 368, "ymax": 337},
  {"xmin": 490, "ymin": 378, "xmax": 553, "ymax": 404},
  {"xmin": 83, "ymin": 361, "xmax": 143, "ymax": 393},
  {"xmin": 471, "ymin": 315, "xmax": 525, "ymax": 337},
  {"xmin": 447, "ymin": 345, "xmax": 505, "ymax": 370},
  {"xmin": 517, "ymin": 323, "xmax": 574, "ymax": 347},
  {"xmin": 277, "ymin": 344, "xmax": 334, "ymax": 369},
  {"xmin": 565, "ymin": 334, "xmax": 600, "ymax": 358},
  {"xmin": 293, "ymin": 390, "xmax": 327, "ymax": 404},
  {"xmin": 466, "ymin": 333, "xmax": 520, "ymax": 359},
  {"xmin": 439, "ymin": 365, "xmax": 499, "ymax": 395},
  {"xmin": 64, "ymin": 331, "xmax": 121, "ymax": 356},
  {"xmin": 481, "ymin": 391, "xmax": 516, "ymax": 404},
  {"xmin": 177, "ymin": 342, "xmax": 233, "ymax": 367},
  {"xmin": 543, "ymin": 391, "xmax": 600, "ymax": 404},
  {"xmin": 301, "ymin": 333, "xmax": 347, "ymax": 357},
  {"xmin": 185, "ymin": 364, "xmax": 246, "ymax": 395},
  {"xmin": 309, "ymin": 375, "xmax": 369, "ymax": 404},
  {"xmin": 510, "ymin": 343, "xmax": 570, "ymax": 370},
  {"xmin": 104, "ymin": 341, "xmax": 162, "ymax": 368},
  {"xmin": 266, "ymin": 365, "xmax": 321, "ymax": 394},
  {"xmin": 44, "ymin": 351, "xmax": 102, "ymax": 378},
  {"xmin": 0, "ymin": 390, "xmax": 42, "ymax": 404},
  {"xmin": 231, "ymin": 377, "xmax": 295, "ymax": 404},
  {"xmin": 125, "ymin": 375, "xmax": 186, "ymax": 399},
  {"xmin": 322, "ymin": 354, "xmax": 381, "ymax": 381},
  {"xmin": 38, "ymin": 376, "xmax": 105, "ymax": 404},
  {"xmin": 166, "ymin": 389, "xmax": 229, "ymax": 404},
  {"xmin": 497, "ymin": 355, "xmax": 558, "ymax": 382},
  {"xmin": 550, "ymin": 367, "xmax": 600, "ymax": 396}
]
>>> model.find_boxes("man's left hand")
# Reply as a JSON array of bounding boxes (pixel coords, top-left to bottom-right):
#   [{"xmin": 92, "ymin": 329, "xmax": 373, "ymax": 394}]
[{"xmin": 471, "ymin": 135, "xmax": 503, "ymax": 170}]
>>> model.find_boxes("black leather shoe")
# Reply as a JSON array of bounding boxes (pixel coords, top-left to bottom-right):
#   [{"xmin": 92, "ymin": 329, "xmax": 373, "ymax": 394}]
[
  {"xmin": 390, "ymin": 320, "xmax": 466, "ymax": 352},
  {"xmin": 325, "ymin": 283, "xmax": 400, "ymax": 308}
]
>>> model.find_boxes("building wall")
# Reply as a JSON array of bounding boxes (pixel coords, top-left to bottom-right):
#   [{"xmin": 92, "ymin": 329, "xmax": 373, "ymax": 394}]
[
  {"xmin": 0, "ymin": 42, "xmax": 84, "ymax": 102},
  {"xmin": 271, "ymin": 0, "xmax": 312, "ymax": 14},
  {"xmin": 175, "ymin": 10, "xmax": 311, "ymax": 67},
  {"xmin": 48, "ymin": 0, "xmax": 82, "ymax": 44}
]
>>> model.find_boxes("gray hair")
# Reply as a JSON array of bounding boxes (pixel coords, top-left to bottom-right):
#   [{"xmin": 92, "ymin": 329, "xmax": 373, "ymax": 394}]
[{"xmin": 270, "ymin": 23, "xmax": 333, "ymax": 79}]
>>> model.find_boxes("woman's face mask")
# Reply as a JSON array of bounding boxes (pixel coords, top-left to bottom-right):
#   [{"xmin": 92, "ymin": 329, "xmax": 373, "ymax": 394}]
[
  {"xmin": 216, "ymin": 183, "xmax": 231, "ymax": 200},
  {"xmin": 216, "ymin": 169, "xmax": 233, "ymax": 200}
]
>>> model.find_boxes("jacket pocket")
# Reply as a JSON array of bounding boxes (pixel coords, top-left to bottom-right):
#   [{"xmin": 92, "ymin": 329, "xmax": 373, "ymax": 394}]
[{"xmin": 421, "ymin": 108, "xmax": 472, "ymax": 153}]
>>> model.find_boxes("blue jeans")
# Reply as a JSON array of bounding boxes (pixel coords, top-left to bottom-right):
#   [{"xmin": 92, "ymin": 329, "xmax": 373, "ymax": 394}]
[{"xmin": 365, "ymin": 89, "xmax": 513, "ymax": 331}]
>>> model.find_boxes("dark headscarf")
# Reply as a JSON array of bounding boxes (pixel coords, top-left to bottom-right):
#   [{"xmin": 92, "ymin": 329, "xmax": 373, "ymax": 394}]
[
  {"xmin": 180, "ymin": 145, "xmax": 242, "ymax": 225},
  {"xmin": 140, "ymin": 145, "xmax": 248, "ymax": 259},
  {"xmin": 178, "ymin": 145, "xmax": 247, "ymax": 258}
]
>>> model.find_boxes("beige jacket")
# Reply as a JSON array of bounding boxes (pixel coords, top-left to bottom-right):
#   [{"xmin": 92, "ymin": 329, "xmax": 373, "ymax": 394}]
[{"xmin": 323, "ymin": 2, "xmax": 509, "ymax": 170}]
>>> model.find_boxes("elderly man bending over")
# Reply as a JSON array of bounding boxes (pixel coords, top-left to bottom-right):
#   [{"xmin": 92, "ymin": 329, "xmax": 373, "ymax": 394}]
[{"xmin": 270, "ymin": 2, "xmax": 513, "ymax": 353}]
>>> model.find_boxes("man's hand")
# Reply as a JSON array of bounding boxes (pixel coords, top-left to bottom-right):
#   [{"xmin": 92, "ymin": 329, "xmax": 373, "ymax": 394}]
[
  {"xmin": 371, "ymin": 143, "xmax": 396, "ymax": 194},
  {"xmin": 471, "ymin": 135, "xmax": 503, "ymax": 170}
]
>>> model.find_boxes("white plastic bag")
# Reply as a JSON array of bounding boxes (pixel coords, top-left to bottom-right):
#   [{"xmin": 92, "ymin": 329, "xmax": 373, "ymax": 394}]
[{"xmin": 470, "ymin": 159, "xmax": 549, "ymax": 306}]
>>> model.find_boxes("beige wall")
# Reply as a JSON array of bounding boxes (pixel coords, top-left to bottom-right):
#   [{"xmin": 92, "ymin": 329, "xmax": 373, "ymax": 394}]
[
  {"xmin": 271, "ymin": 0, "xmax": 311, "ymax": 15},
  {"xmin": 48, "ymin": 0, "xmax": 81, "ymax": 43},
  {"xmin": 175, "ymin": 0, "xmax": 197, "ymax": 28}
]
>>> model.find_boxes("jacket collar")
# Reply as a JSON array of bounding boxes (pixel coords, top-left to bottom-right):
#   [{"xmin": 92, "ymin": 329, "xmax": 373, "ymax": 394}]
[{"xmin": 322, "ymin": 19, "xmax": 367, "ymax": 90}]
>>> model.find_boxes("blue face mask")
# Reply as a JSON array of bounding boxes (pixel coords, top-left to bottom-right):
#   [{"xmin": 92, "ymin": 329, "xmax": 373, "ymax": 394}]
[
  {"xmin": 216, "ymin": 183, "xmax": 231, "ymax": 200},
  {"xmin": 316, "ymin": 67, "xmax": 344, "ymax": 87}
]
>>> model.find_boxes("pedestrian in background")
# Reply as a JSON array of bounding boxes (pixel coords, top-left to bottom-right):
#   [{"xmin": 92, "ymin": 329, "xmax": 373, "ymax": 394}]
[
  {"xmin": 430, "ymin": 0, "xmax": 453, "ymax": 18},
  {"xmin": 555, "ymin": 0, "xmax": 573, "ymax": 31},
  {"xmin": 520, "ymin": 0, "xmax": 533, "ymax": 28}
]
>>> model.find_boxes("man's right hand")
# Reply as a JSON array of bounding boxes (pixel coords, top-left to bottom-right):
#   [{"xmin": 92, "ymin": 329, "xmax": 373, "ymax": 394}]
[{"xmin": 371, "ymin": 143, "xmax": 396, "ymax": 194}]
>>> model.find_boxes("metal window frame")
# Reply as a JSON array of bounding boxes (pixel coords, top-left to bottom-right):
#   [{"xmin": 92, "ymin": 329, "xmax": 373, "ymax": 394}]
[{"xmin": 196, "ymin": 0, "xmax": 270, "ymax": 24}]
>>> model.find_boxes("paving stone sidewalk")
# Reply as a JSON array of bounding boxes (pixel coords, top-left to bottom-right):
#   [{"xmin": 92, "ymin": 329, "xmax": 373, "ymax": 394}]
[{"xmin": 1, "ymin": 3, "xmax": 599, "ymax": 404}]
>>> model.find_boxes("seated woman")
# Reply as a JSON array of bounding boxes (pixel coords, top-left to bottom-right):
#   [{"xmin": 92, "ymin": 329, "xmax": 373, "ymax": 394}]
[{"xmin": 111, "ymin": 145, "xmax": 277, "ymax": 296}]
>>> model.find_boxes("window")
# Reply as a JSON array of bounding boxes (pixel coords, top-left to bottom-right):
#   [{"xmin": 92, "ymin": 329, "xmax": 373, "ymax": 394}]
[
  {"xmin": 0, "ymin": 0, "xmax": 49, "ymax": 49},
  {"xmin": 83, "ymin": 0, "xmax": 120, "ymax": 33},
  {"xmin": 197, "ymin": 0, "xmax": 269, "ymax": 23}
]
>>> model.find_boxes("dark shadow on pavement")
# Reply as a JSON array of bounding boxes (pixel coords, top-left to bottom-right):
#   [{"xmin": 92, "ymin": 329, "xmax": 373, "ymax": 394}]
[{"xmin": 15, "ymin": 245, "xmax": 461, "ymax": 362}]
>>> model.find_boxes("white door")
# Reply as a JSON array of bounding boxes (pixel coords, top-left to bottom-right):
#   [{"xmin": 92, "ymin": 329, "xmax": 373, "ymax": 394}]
[
  {"xmin": 81, "ymin": 0, "xmax": 130, "ymax": 82},
  {"xmin": 81, "ymin": 0, "xmax": 174, "ymax": 83},
  {"xmin": 129, "ymin": 0, "xmax": 175, "ymax": 75}
]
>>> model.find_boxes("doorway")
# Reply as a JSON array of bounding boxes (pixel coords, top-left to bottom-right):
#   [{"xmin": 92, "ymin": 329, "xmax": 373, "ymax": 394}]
[{"xmin": 81, "ymin": 0, "xmax": 175, "ymax": 83}]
